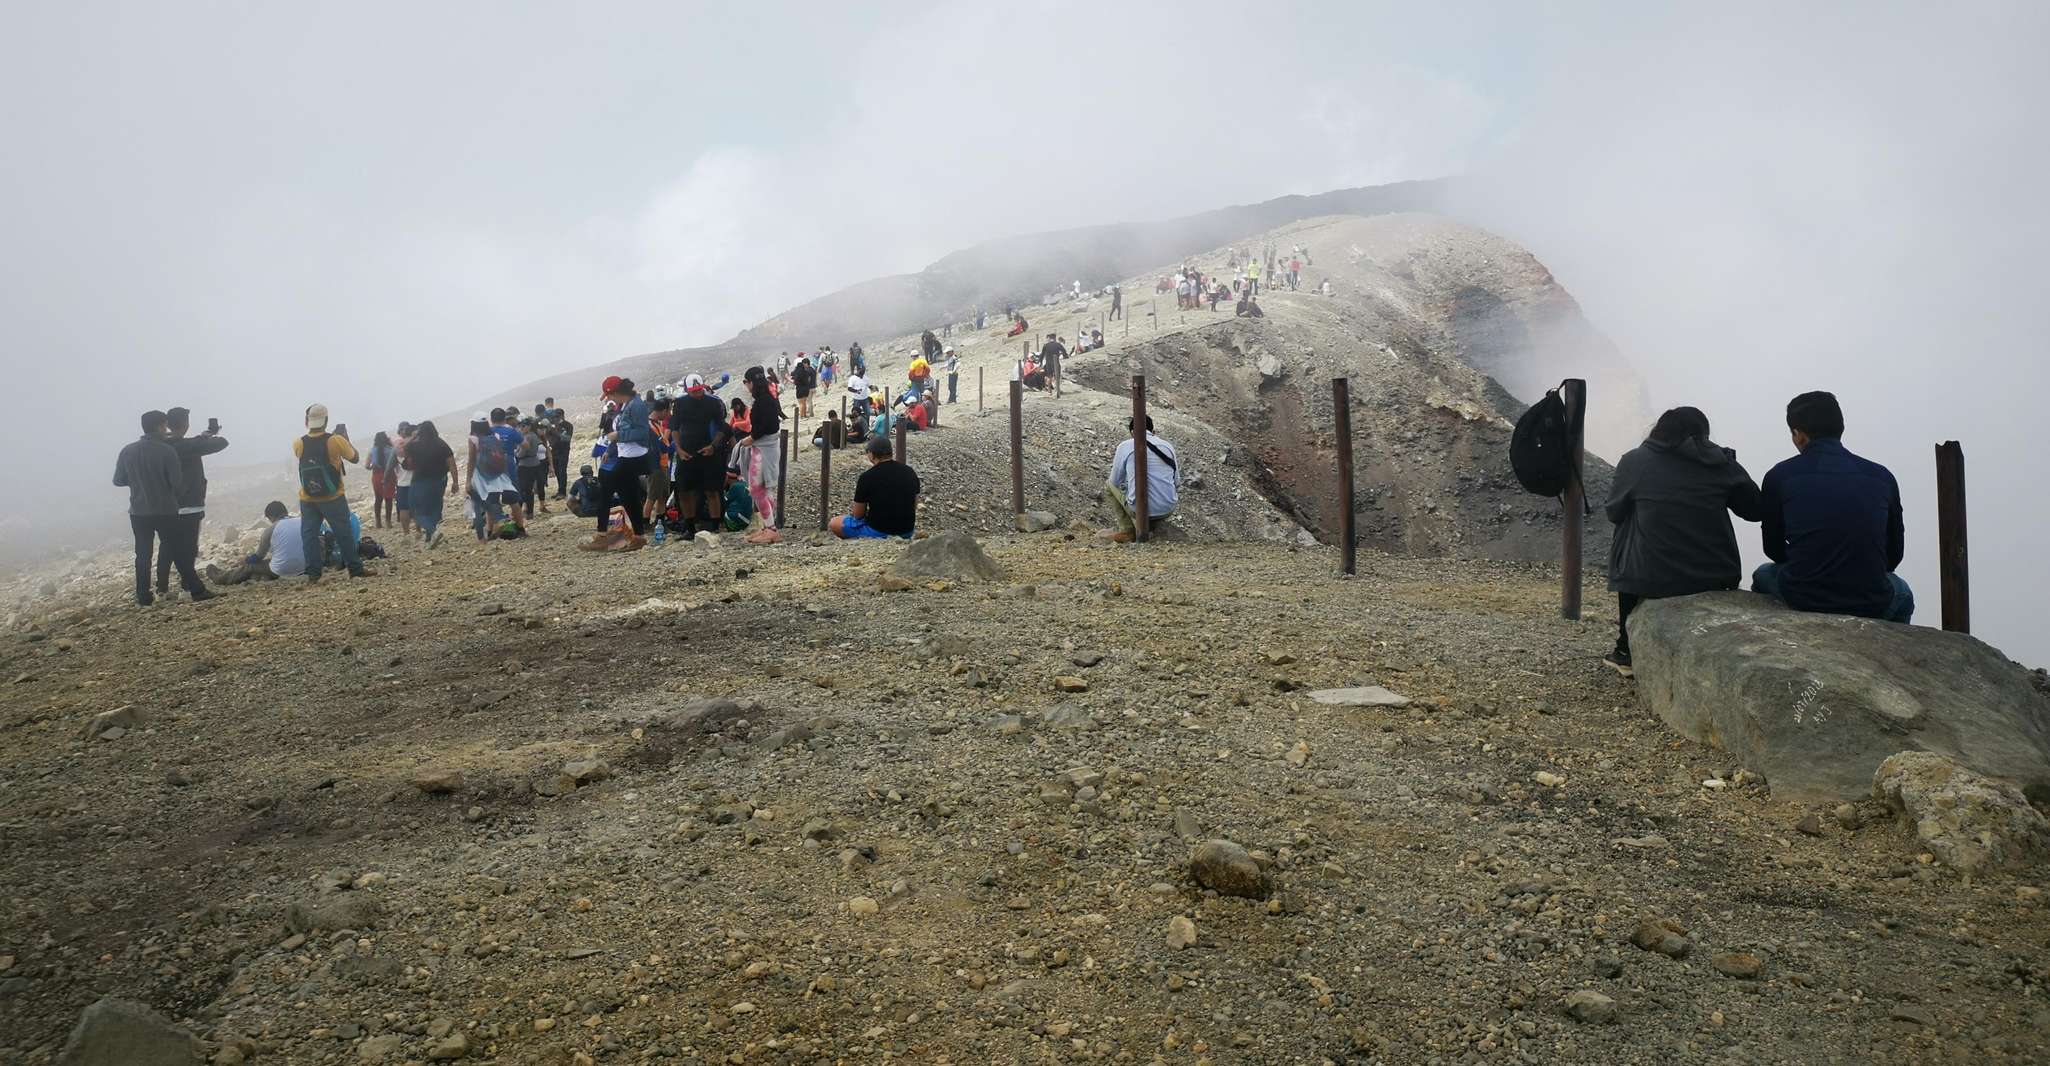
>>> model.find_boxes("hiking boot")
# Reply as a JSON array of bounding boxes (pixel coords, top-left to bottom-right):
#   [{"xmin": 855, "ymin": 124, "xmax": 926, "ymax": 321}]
[
  {"xmin": 1602, "ymin": 649, "xmax": 1634, "ymax": 678},
  {"xmin": 187, "ymin": 587, "xmax": 218, "ymax": 602},
  {"xmin": 579, "ymin": 531, "xmax": 622, "ymax": 551},
  {"xmin": 347, "ymin": 567, "xmax": 369, "ymax": 579},
  {"xmin": 1105, "ymin": 530, "xmax": 1134, "ymax": 544}
]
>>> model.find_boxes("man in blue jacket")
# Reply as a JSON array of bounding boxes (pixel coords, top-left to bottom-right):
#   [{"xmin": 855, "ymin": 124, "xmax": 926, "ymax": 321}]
[{"xmin": 1753, "ymin": 391, "xmax": 1913, "ymax": 622}]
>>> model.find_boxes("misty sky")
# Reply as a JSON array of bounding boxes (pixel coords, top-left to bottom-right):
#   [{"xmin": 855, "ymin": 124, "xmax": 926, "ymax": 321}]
[{"xmin": 4, "ymin": 2, "xmax": 2046, "ymax": 661}]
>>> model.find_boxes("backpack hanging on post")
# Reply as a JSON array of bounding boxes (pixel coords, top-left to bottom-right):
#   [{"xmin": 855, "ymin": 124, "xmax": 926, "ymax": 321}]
[{"xmin": 1509, "ymin": 389, "xmax": 1573, "ymax": 497}]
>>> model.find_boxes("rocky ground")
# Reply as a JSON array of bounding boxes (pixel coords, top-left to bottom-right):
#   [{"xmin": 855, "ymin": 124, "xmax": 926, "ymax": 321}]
[{"xmin": 3, "ymin": 510, "xmax": 2048, "ymax": 1066}]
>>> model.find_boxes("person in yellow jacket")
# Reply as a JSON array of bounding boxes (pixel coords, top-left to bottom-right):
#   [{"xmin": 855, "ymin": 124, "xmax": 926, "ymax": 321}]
[
  {"xmin": 907, "ymin": 354, "xmax": 932, "ymax": 400},
  {"xmin": 292, "ymin": 403, "xmax": 365, "ymax": 580},
  {"xmin": 1246, "ymin": 257, "xmax": 1262, "ymax": 297}
]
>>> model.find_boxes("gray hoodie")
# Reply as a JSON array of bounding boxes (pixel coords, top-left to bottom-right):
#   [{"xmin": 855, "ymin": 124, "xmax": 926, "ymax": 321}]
[
  {"xmin": 1605, "ymin": 436, "xmax": 1764, "ymax": 598},
  {"xmin": 113, "ymin": 435, "xmax": 185, "ymax": 516}
]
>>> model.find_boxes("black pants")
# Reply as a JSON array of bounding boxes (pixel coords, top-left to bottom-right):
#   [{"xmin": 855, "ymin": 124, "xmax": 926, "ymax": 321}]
[
  {"xmin": 1109, "ymin": 300, "xmax": 1122, "ymax": 320},
  {"xmin": 519, "ymin": 465, "xmax": 548, "ymax": 516},
  {"xmin": 599, "ymin": 454, "xmax": 649, "ymax": 535},
  {"xmin": 1616, "ymin": 593, "xmax": 1642, "ymax": 656},
  {"xmin": 552, "ymin": 448, "xmax": 571, "ymax": 497},
  {"xmin": 132, "ymin": 515, "xmax": 201, "ymax": 597},
  {"xmin": 154, "ymin": 512, "xmax": 203, "ymax": 590}
]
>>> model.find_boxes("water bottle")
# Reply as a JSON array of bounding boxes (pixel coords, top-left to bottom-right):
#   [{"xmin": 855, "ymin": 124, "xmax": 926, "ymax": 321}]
[{"xmin": 652, "ymin": 523, "xmax": 666, "ymax": 546}]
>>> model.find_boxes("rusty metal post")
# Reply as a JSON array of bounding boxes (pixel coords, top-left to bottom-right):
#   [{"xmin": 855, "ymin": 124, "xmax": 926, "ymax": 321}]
[
  {"xmin": 1333, "ymin": 378, "xmax": 1356, "ymax": 575},
  {"xmin": 978, "ymin": 367, "xmax": 984, "ymax": 413},
  {"xmin": 1008, "ymin": 380, "xmax": 1024, "ymax": 516},
  {"xmin": 895, "ymin": 419, "xmax": 907, "ymax": 464},
  {"xmin": 1131, "ymin": 375, "xmax": 1150, "ymax": 543},
  {"xmin": 840, "ymin": 394, "xmax": 847, "ymax": 424},
  {"xmin": 818, "ymin": 429, "xmax": 830, "ymax": 532},
  {"xmin": 1559, "ymin": 379, "xmax": 1587, "ymax": 620},
  {"xmin": 776, "ymin": 429, "xmax": 789, "ymax": 531},
  {"xmin": 1936, "ymin": 441, "xmax": 1969, "ymax": 632}
]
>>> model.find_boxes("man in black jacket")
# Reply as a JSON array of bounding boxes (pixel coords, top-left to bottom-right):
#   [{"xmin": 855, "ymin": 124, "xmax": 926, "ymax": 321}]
[
  {"xmin": 1039, "ymin": 333, "xmax": 1067, "ymax": 392},
  {"xmin": 1603, "ymin": 407, "xmax": 1761, "ymax": 674},
  {"xmin": 157, "ymin": 407, "xmax": 228, "ymax": 599},
  {"xmin": 113, "ymin": 410, "xmax": 210, "ymax": 605}
]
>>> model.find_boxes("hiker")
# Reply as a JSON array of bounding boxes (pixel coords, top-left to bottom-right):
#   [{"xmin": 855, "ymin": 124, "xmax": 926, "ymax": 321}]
[
  {"xmin": 158, "ymin": 408, "xmax": 228, "ymax": 598},
  {"xmin": 1090, "ymin": 327, "xmax": 1104, "ymax": 349},
  {"xmin": 743, "ymin": 367, "xmax": 784, "ymax": 540},
  {"xmin": 1108, "ymin": 284, "xmax": 1122, "ymax": 321},
  {"xmin": 583, "ymin": 375, "xmax": 652, "ymax": 551},
  {"xmin": 1103, "ymin": 416, "xmax": 1179, "ymax": 543},
  {"xmin": 1317, "ymin": 278, "xmax": 1333, "ymax": 296},
  {"xmin": 642, "ymin": 397, "xmax": 674, "ymax": 527},
  {"xmin": 849, "ymin": 341, "xmax": 866, "ymax": 378},
  {"xmin": 208, "ymin": 501, "xmax": 290, "ymax": 585},
  {"xmin": 1040, "ymin": 333, "xmax": 1067, "ymax": 391},
  {"xmin": 549, "ymin": 411, "xmax": 575, "ymax": 498},
  {"xmin": 293, "ymin": 404, "xmax": 365, "ymax": 580},
  {"xmin": 944, "ymin": 346, "xmax": 960, "ymax": 404},
  {"xmin": 1007, "ymin": 314, "xmax": 1029, "ymax": 338},
  {"xmin": 792, "ymin": 353, "xmax": 818, "ymax": 417},
  {"xmin": 114, "ymin": 410, "xmax": 210, "ymax": 604},
  {"xmin": 1753, "ymin": 391, "xmax": 1913, "ymax": 622},
  {"xmin": 1235, "ymin": 296, "xmax": 1265, "ymax": 318},
  {"xmin": 488, "ymin": 409, "xmax": 526, "ymax": 533},
  {"xmin": 907, "ymin": 350, "xmax": 932, "ymax": 400},
  {"xmin": 568, "ymin": 464, "xmax": 601, "ymax": 517},
  {"xmin": 391, "ymin": 423, "xmax": 416, "ymax": 536},
  {"xmin": 819, "ymin": 350, "xmax": 836, "ymax": 393},
  {"xmin": 720, "ymin": 468, "xmax": 754, "ymax": 531},
  {"xmin": 466, "ymin": 414, "xmax": 514, "ymax": 541},
  {"xmin": 846, "ymin": 371, "xmax": 870, "ymax": 414},
  {"xmin": 1602, "ymin": 407, "xmax": 1764, "ymax": 676},
  {"xmin": 666, "ymin": 373, "xmax": 728, "ymax": 535},
  {"xmin": 1288, "ymin": 257, "xmax": 1302, "ymax": 290},
  {"xmin": 921, "ymin": 329, "xmax": 943, "ymax": 364},
  {"xmin": 830, "ymin": 434, "xmax": 921, "ymax": 539},
  {"xmin": 403, "ymin": 420, "xmax": 457, "ymax": 546},
  {"xmin": 366, "ymin": 430, "xmax": 399, "ymax": 528},
  {"xmin": 1247, "ymin": 257, "xmax": 1262, "ymax": 296},
  {"xmin": 516, "ymin": 417, "xmax": 551, "ymax": 517},
  {"xmin": 1020, "ymin": 357, "xmax": 1047, "ymax": 392}
]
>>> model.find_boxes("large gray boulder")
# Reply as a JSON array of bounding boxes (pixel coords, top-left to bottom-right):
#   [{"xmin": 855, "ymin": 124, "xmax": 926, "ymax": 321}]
[
  {"xmin": 1629, "ymin": 592, "xmax": 2050, "ymax": 802},
  {"xmin": 888, "ymin": 531, "xmax": 1006, "ymax": 582},
  {"xmin": 58, "ymin": 997, "xmax": 202, "ymax": 1066}
]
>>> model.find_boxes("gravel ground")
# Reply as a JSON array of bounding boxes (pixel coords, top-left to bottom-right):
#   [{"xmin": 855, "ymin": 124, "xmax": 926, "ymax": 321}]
[{"xmin": 1, "ymin": 518, "xmax": 2046, "ymax": 1065}]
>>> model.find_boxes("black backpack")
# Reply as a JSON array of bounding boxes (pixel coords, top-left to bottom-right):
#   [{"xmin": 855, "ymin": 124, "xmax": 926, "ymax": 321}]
[
  {"xmin": 297, "ymin": 435, "xmax": 341, "ymax": 498},
  {"xmin": 1509, "ymin": 389, "xmax": 1573, "ymax": 497}
]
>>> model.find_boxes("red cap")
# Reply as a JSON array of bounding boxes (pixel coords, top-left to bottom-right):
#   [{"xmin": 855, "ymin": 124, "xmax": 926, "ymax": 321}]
[{"xmin": 600, "ymin": 375, "xmax": 624, "ymax": 394}]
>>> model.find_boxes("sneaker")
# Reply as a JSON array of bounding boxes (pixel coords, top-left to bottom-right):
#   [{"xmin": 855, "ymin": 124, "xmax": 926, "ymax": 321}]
[
  {"xmin": 429, "ymin": 529, "xmax": 446, "ymax": 549},
  {"xmin": 187, "ymin": 587, "xmax": 218, "ymax": 602},
  {"xmin": 1107, "ymin": 531, "xmax": 1134, "ymax": 544},
  {"xmin": 136, "ymin": 590, "xmax": 155, "ymax": 607},
  {"xmin": 347, "ymin": 567, "xmax": 369, "ymax": 579},
  {"xmin": 1603, "ymin": 650, "xmax": 1634, "ymax": 678},
  {"xmin": 579, "ymin": 531, "xmax": 622, "ymax": 552}
]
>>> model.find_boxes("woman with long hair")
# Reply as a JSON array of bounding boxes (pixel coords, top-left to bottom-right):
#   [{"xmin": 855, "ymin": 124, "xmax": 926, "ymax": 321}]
[
  {"xmin": 367, "ymin": 431, "xmax": 398, "ymax": 528},
  {"xmin": 580, "ymin": 375, "xmax": 651, "ymax": 551},
  {"xmin": 403, "ymin": 420, "xmax": 457, "ymax": 547},
  {"xmin": 465, "ymin": 415, "xmax": 514, "ymax": 540},
  {"xmin": 1603, "ymin": 406, "xmax": 1763, "ymax": 676},
  {"xmin": 743, "ymin": 368, "xmax": 783, "ymax": 541}
]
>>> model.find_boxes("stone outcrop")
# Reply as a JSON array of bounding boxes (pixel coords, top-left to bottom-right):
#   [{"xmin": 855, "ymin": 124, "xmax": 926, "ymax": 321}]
[
  {"xmin": 888, "ymin": 531, "xmax": 1006, "ymax": 582},
  {"xmin": 1872, "ymin": 751, "xmax": 2050, "ymax": 872},
  {"xmin": 1629, "ymin": 592, "xmax": 2050, "ymax": 802},
  {"xmin": 57, "ymin": 997, "xmax": 201, "ymax": 1066}
]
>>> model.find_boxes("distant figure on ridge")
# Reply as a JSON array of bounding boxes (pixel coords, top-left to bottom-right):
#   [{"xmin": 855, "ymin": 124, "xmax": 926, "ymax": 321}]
[
  {"xmin": 1601, "ymin": 406, "xmax": 1763, "ymax": 677},
  {"xmin": 1753, "ymin": 391, "xmax": 1913, "ymax": 622}
]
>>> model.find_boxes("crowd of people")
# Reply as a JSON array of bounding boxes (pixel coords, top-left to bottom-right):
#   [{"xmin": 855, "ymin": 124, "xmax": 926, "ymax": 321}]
[{"xmin": 1602, "ymin": 390, "xmax": 1913, "ymax": 676}]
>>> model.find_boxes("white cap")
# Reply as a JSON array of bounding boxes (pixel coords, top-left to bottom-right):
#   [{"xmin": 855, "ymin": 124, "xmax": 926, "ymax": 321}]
[
  {"xmin": 304, "ymin": 403, "xmax": 329, "ymax": 430},
  {"xmin": 684, "ymin": 373, "xmax": 705, "ymax": 390}
]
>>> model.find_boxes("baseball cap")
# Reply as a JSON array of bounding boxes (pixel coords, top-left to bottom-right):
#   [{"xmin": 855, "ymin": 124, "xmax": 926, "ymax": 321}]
[
  {"xmin": 304, "ymin": 403, "xmax": 329, "ymax": 430},
  {"xmin": 684, "ymin": 373, "xmax": 706, "ymax": 391},
  {"xmin": 600, "ymin": 375, "xmax": 624, "ymax": 394}
]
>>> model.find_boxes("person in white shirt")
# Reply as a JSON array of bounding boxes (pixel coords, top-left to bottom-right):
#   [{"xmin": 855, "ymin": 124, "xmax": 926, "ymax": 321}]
[
  {"xmin": 1104, "ymin": 416, "xmax": 1179, "ymax": 542},
  {"xmin": 845, "ymin": 373, "xmax": 869, "ymax": 413},
  {"xmin": 267, "ymin": 512, "xmax": 308, "ymax": 578}
]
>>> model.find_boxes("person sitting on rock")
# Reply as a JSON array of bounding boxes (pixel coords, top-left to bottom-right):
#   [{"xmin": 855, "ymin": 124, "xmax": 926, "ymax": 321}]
[
  {"xmin": 830, "ymin": 434, "xmax": 920, "ymax": 540},
  {"xmin": 1753, "ymin": 391, "xmax": 1913, "ymax": 622},
  {"xmin": 1102, "ymin": 416, "xmax": 1179, "ymax": 543},
  {"xmin": 1234, "ymin": 296, "xmax": 1264, "ymax": 318},
  {"xmin": 208, "ymin": 501, "xmax": 293, "ymax": 585},
  {"xmin": 1602, "ymin": 407, "xmax": 1763, "ymax": 676}
]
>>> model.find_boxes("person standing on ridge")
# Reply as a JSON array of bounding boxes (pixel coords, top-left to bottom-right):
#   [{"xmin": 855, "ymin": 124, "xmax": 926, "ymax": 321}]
[
  {"xmin": 583, "ymin": 375, "xmax": 652, "ymax": 551},
  {"xmin": 742, "ymin": 367, "xmax": 784, "ymax": 541},
  {"xmin": 293, "ymin": 403, "xmax": 365, "ymax": 580},
  {"xmin": 1108, "ymin": 285, "xmax": 1122, "ymax": 321},
  {"xmin": 907, "ymin": 350, "xmax": 932, "ymax": 401},
  {"xmin": 115, "ymin": 409, "xmax": 210, "ymax": 604},
  {"xmin": 158, "ymin": 407, "xmax": 227, "ymax": 599},
  {"xmin": 792, "ymin": 352, "xmax": 818, "ymax": 417},
  {"xmin": 366, "ymin": 429, "xmax": 398, "ymax": 529},
  {"xmin": 944, "ymin": 346, "xmax": 960, "ymax": 404},
  {"xmin": 1039, "ymin": 332, "xmax": 1067, "ymax": 393},
  {"xmin": 671, "ymin": 373, "xmax": 728, "ymax": 536},
  {"xmin": 404, "ymin": 420, "xmax": 457, "ymax": 547}
]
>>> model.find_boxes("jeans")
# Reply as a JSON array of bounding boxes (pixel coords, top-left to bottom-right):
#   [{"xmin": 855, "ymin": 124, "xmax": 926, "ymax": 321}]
[
  {"xmin": 470, "ymin": 488, "xmax": 504, "ymax": 539},
  {"xmin": 131, "ymin": 514, "xmax": 201, "ymax": 597},
  {"xmin": 155, "ymin": 512, "xmax": 204, "ymax": 591},
  {"xmin": 411, "ymin": 480, "xmax": 446, "ymax": 540},
  {"xmin": 947, "ymin": 373, "xmax": 958, "ymax": 403},
  {"xmin": 519, "ymin": 465, "xmax": 548, "ymax": 516},
  {"xmin": 1752, "ymin": 563, "xmax": 1914, "ymax": 624},
  {"xmin": 552, "ymin": 448, "xmax": 571, "ymax": 497},
  {"xmin": 300, "ymin": 496, "xmax": 360, "ymax": 576}
]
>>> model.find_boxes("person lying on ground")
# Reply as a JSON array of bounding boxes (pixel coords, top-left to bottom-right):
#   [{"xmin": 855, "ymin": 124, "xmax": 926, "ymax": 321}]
[
  {"xmin": 208, "ymin": 501, "xmax": 291, "ymax": 585},
  {"xmin": 1103, "ymin": 416, "xmax": 1180, "ymax": 544},
  {"xmin": 831, "ymin": 434, "xmax": 921, "ymax": 540},
  {"xmin": 1753, "ymin": 391, "xmax": 1913, "ymax": 623},
  {"xmin": 1602, "ymin": 406, "xmax": 1763, "ymax": 677}
]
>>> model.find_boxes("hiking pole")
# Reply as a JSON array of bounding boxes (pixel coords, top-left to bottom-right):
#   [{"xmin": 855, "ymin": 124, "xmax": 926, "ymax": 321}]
[
  {"xmin": 1132, "ymin": 374, "xmax": 1150, "ymax": 543},
  {"xmin": 1333, "ymin": 378, "xmax": 1356, "ymax": 575},
  {"xmin": 819, "ymin": 431, "xmax": 830, "ymax": 533},
  {"xmin": 1559, "ymin": 379, "xmax": 1587, "ymax": 620},
  {"xmin": 1936, "ymin": 441, "xmax": 1969, "ymax": 632},
  {"xmin": 777, "ymin": 430, "xmax": 789, "ymax": 531},
  {"xmin": 1009, "ymin": 379, "xmax": 1024, "ymax": 517}
]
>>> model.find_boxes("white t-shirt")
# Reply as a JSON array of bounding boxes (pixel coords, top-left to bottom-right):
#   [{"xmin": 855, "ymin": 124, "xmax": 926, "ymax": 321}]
[
  {"xmin": 845, "ymin": 374, "xmax": 867, "ymax": 396},
  {"xmin": 269, "ymin": 516, "xmax": 307, "ymax": 577}
]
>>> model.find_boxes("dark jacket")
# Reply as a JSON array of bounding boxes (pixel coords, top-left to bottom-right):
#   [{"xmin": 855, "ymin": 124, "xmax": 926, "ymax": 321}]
[
  {"xmin": 1760, "ymin": 439, "xmax": 1904, "ymax": 618},
  {"xmin": 113, "ymin": 435, "xmax": 185, "ymax": 516},
  {"xmin": 1605, "ymin": 436, "xmax": 1762, "ymax": 598},
  {"xmin": 168, "ymin": 433, "xmax": 229, "ymax": 511}
]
